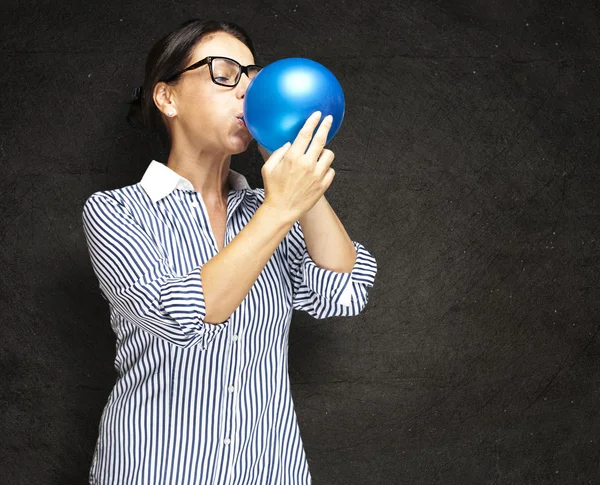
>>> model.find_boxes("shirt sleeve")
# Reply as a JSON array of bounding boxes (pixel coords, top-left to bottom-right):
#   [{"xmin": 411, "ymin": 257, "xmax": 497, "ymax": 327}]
[
  {"xmin": 286, "ymin": 220, "xmax": 378, "ymax": 318},
  {"xmin": 81, "ymin": 192, "xmax": 229, "ymax": 349}
]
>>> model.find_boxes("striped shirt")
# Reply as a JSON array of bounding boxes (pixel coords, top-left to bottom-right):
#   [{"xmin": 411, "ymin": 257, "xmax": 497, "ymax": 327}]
[{"xmin": 82, "ymin": 159, "xmax": 378, "ymax": 485}]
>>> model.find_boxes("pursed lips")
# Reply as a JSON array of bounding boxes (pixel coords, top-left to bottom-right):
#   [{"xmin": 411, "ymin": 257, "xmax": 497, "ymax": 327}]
[{"xmin": 236, "ymin": 114, "xmax": 246, "ymax": 127}]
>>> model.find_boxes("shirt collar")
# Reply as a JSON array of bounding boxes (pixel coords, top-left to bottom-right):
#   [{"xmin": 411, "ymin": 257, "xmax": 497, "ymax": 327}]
[{"xmin": 139, "ymin": 160, "xmax": 251, "ymax": 203}]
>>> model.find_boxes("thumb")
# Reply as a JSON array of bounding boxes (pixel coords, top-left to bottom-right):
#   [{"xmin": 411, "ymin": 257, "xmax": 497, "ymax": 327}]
[
  {"xmin": 262, "ymin": 142, "xmax": 291, "ymax": 169},
  {"xmin": 257, "ymin": 143, "xmax": 273, "ymax": 161}
]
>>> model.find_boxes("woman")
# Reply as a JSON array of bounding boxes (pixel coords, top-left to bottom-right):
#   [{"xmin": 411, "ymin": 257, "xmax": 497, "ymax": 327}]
[{"xmin": 82, "ymin": 18, "xmax": 378, "ymax": 485}]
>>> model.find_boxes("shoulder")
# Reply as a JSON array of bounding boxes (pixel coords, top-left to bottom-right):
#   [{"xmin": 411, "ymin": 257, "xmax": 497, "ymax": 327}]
[{"xmin": 82, "ymin": 183, "xmax": 147, "ymax": 219}]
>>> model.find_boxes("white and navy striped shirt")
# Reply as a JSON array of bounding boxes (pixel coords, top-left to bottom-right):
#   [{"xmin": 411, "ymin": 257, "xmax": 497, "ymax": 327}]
[{"xmin": 82, "ymin": 160, "xmax": 378, "ymax": 485}]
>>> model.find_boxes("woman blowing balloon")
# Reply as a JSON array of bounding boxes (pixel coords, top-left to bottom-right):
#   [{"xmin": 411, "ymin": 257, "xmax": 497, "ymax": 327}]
[{"xmin": 81, "ymin": 18, "xmax": 378, "ymax": 485}]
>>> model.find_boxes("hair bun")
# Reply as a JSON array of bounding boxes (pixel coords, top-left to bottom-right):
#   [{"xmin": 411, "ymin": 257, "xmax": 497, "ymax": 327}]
[
  {"xmin": 126, "ymin": 85, "xmax": 145, "ymax": 129},
  {"xmin": 133, "ymin": 85, "xmax": 143, "ymax": 101}
]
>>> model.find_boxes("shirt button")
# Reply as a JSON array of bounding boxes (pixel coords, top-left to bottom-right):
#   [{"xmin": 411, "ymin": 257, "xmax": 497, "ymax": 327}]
[
  {"xmin": 231, "ymin": 334, "xmax": 239, "ymax": 342},
  {"xmin": 191, "ymin": 201, "xmax": 199, "ymax": 208},
  {"xmin": 228, "ymin": 385, "xmax": 235, "ymax": 393},
  {"xmin": 224, "ymin": 438, "xmax": 231, "ymax": 445}
]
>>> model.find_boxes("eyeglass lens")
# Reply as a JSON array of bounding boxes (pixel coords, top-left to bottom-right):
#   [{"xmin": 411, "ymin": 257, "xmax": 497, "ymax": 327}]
[{"xmin": 212, "ymin": 58, "xmax": 260, "ymax": 86}]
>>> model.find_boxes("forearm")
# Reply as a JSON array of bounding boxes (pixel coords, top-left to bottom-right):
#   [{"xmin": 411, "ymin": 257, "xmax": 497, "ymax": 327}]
[
  {"xmin": 258, "ymin": 144, "xmax": 355, "ymax": 272},
  {"xmin": 299, "ymin": 195, "xmax": 356, "ymax": 273},
  {"xmin": 201, "ymin": 204, "xmax": 295, "ymax": 324}
]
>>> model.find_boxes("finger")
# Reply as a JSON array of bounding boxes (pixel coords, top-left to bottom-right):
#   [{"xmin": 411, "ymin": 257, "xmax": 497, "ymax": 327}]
[
  {"xmin": 315, "ymin": 150, "xmax": 335, "ymax": 181},
  {"xmin": 286, "ymin": 111, "xmax": 322, "ymax": 160},
  {"xmin": 263, "ymin": 141, "xmax": 291, "ymax": 169},
  {"xmin": 305, "ymin": 114, "xmax": 333, "ymax": 161},
  {"xmin": 315, "ymin": 149, "xmax": 335, "ymax": 177},
  {"xmin": 322, "ymin": 167, "xmax": 335, "ymax": 190},
  {"xmin": 257, "ymin": 143, "xmax": 272, "ymax": 161}
]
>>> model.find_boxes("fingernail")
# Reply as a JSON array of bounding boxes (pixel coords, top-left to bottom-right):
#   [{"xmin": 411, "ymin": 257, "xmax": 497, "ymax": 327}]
[
  {"xmin": 325, "ymin": 115, "xmax": 333, "ymax": 123},
  {"xmin": 314, "ymin": 111, "xmax": 322, "ymax": 118}
]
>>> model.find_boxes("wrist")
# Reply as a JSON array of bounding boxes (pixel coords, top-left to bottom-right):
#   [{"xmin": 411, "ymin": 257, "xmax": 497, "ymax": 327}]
[
  {"xmin": 299, "ymin": 195, "xmax": 326, "ymax": 224},
  {"xmin": 259, "ymin": 198, "xmax": 297, "ymax": 228}
]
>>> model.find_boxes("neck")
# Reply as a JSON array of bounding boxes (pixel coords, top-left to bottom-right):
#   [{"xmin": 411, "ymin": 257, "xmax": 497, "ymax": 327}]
[{"xmin": 166, "ymin": 146, "xmax": 232, "ymax": 208}]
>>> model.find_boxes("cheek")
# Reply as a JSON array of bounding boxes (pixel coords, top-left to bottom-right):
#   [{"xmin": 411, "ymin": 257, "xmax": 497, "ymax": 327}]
[
  {"xmin": 183, "ymin": 105, "xmax": 223, "ymax": 142},
  {"xmin": 182, "ymin": 85, "xmax": 214, "ymax": 117},
  {"xmin": 191, "ymin": 95, "xmax": 214, "ymax": 122},
  {"xmin": 197, "ymin": 97, "xmax": 229, "ymax": 129}
]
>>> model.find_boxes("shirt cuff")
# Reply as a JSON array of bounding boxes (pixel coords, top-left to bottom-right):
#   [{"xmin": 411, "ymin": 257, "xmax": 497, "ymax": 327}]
[
  {"xmin": 159, "ymin": 265, "xmax": 229, "ymax": 340},
  {"xmin": 301, "ymin": 241, "xmax": 377, "ymax": 307}
]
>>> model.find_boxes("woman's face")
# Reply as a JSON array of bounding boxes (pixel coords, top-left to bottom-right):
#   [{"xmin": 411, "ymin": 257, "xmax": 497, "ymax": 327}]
[{"xmin": 168, "ymin": 32, "xmax": 256, "ymax": 155}]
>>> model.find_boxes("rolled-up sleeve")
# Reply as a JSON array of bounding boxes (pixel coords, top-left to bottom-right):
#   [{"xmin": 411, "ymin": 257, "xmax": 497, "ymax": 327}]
[
  {"xmin": 82, "ymin": 192, "xmax": 228, "ymax": 349},
  {"xmin": 286, "ymin": 220, "xmax": 377, "ymax": 318}
]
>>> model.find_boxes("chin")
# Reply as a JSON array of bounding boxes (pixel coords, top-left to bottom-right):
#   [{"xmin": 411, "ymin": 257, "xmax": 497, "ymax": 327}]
[{"xmin": 228, "ymin": 135, "xmax": 253, "ymax": 155}]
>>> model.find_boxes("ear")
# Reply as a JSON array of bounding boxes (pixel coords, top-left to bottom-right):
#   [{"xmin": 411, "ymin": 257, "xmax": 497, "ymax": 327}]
[{"xmin": 153, "ymin": 82, "xmax": 177, "ymax": 117}]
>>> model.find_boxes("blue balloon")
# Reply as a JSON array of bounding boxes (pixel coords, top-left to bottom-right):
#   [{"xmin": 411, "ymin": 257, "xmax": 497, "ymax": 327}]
[{"xmin": 243, "ymin": 58, "xmax": 345, "ymax": 153}]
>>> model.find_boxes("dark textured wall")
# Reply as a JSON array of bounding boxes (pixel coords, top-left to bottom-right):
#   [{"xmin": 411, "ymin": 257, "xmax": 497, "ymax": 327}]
[{"xmin": 1, "ymin": 0, "xmax": 599, "ymax": 483}]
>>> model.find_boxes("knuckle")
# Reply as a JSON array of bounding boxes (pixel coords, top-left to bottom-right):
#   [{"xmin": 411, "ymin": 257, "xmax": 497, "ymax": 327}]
[
  {"xmin": 319, "ymin": 150, "xmax": 334, "ymax": 162},
  {"xmin": 299, "ymin": 129, "xmax": 313, "ymax": 141},
  {"xmin": 299, "ymin": 157, "xmax": 312, "ymax": 170}
]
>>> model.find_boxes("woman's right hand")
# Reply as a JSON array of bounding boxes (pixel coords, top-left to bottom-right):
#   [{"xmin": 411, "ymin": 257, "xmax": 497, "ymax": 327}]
[{"xmin": 261, "ymin": 111, "xmax": 336, "ymax": 224}]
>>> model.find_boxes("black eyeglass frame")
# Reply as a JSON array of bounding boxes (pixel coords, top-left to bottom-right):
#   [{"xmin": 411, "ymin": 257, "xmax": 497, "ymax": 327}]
[{"xmin": 163, "ymin": 56, "xmax": 263, "ymax": 87}]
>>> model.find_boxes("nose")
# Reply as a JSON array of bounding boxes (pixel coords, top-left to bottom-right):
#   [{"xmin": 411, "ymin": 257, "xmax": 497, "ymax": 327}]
[{"xmin": 236, "ymin": 73, "xmax": 252, "ymax": 99}]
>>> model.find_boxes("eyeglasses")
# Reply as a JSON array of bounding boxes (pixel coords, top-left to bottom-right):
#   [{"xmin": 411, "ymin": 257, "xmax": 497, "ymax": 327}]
[{"xmin": 163, "ymin": 56, "xmax": 262, "ymax": 87}]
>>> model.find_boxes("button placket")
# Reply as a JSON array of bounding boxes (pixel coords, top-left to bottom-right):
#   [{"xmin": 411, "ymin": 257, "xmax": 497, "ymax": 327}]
[
  {"xmin": 230, "ymin": 344, "xmax": 241, "ymax": 470},
  {"xmin": 226, "ymin": 322, "xmax": 241, "ymax": 474},
  {"xmin": 222, "ymin": 316, "xmax": 239, "ymax": 467}
]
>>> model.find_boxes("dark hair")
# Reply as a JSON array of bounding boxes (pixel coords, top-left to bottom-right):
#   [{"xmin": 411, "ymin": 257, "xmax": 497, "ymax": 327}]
[{"xmin": 126, "ymin": 19, "xmax": 257, "ymax": 145}]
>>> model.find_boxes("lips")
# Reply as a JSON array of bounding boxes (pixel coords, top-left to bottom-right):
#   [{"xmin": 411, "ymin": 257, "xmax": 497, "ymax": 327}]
[{"xmin": 236, "ymin": 114, "xmax": 246, "ymax": 128}]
